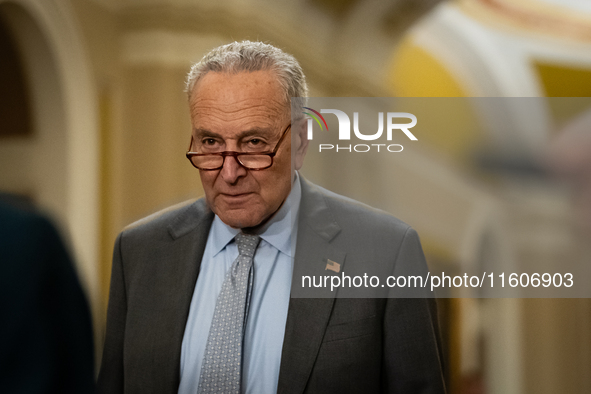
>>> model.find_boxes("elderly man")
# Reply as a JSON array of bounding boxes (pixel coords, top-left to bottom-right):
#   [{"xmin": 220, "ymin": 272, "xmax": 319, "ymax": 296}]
[{"xmin": 98, "ymin": 41, "xmax": 446, "ymax": 394}]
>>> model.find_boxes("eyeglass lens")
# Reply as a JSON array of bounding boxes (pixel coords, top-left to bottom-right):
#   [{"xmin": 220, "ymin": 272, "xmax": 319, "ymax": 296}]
[{"xmin": 190, "ymin": 154, "xmax": 273, "ymax": 170}]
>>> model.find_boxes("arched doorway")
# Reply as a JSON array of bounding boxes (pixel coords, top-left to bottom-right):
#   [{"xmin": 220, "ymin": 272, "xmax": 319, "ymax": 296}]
[{"xmin": 0, "ymin": 0, "xmax": 99, "ymax": 326}]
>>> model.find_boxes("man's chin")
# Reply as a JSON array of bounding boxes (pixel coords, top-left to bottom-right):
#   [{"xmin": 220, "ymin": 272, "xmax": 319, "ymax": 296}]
[
  {"xmin": 210, "ymin": 196, "xmax": 283, "ymax": 230},
  {"xmin": 219, "ymin": 216, "xmax": 263, "ymax": 230},
  {"xmin": 215, "ymin": 207, "xmax": 266, "ymax": 230}
]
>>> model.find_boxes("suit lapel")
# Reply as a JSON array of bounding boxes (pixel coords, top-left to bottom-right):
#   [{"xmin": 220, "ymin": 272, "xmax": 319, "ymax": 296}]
[
  {"xmin": 149, "ymin": 199, "xmax": 214, "ymax": 391},
  {"xmin": 277, "ymin": 178, "xmax": 345, "ymax": 394}
]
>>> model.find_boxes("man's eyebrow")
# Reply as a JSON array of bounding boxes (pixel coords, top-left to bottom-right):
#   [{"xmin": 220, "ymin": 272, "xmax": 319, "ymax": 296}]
[
  {"xmin": 193, "ymin": 128, "xmax": 220, "ymax": 138},
  {"xmin": 193, "ymin": 127, "xmax": 276, "ymax": 138},
  {"xmin": 239, "ymin": 128, "xmax": 275, "ymax": 138}
]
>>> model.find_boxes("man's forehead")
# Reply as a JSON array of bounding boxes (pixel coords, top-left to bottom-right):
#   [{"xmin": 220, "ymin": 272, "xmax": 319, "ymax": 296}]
[
  {"xmin": 190, "ymin": 71, "xmax": 290, "ymax": 134},
  {"xmin": 189, "ymin": 71, "xmax": 289, "ymax": 128},
  {"xmin": 191, "ymin": 71, "xmax": 285, "ymax": 107}
]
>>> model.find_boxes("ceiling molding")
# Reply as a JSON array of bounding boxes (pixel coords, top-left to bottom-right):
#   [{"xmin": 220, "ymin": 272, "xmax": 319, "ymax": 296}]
[{"xmin": 117, "ymin": 3, "xmax": 392, "ymax": 96}]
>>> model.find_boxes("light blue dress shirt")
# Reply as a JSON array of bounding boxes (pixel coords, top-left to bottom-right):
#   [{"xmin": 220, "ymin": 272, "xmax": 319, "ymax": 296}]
[{"xmin": 178, "ymin": 175, "xmax": 301, "ymax": 394}]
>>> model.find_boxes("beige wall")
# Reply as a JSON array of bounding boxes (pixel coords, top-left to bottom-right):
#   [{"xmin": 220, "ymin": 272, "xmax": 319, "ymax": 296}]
[
  {"xmin": 523, "ymin": 299, "xmax": 591, "ymax": 393},
  {"xmin": 71, "ymin": 1, "xmax": 207, "ymax": 317},
  {"xmin": 118, "ymin": 66, "xmax": 198, "ymax": 225}
]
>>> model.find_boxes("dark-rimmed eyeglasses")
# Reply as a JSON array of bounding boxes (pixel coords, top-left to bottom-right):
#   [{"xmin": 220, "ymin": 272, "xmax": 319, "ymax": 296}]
[{"xmin": 186, "ymin": 124, "xmax": 291, "ymax": 171}]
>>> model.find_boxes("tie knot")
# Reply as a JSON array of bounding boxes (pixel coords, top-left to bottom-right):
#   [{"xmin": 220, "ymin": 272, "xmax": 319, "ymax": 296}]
[{"xmin": 235, "ymin": 233, "xmax": 261, "ymax": 258}]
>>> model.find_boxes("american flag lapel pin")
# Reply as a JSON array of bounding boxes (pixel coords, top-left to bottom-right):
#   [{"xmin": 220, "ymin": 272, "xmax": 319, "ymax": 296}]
[{"xmin": 325, "ymin": 259, "xmax": 340, "ymax": 273}]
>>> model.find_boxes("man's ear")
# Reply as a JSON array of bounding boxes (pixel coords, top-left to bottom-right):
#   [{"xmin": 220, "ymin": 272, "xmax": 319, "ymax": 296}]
[{"xmin": 293, "ymin": 119, "xmax": 309, "ymax": 171}]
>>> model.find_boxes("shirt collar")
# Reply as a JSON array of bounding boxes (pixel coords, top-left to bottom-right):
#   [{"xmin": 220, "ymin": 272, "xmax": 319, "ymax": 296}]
[{"xmin": 209, "ymin": 172, "xmax": 301, "ymax": 258}]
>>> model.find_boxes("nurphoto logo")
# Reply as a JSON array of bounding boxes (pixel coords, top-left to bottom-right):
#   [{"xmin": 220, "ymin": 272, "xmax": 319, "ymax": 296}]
[{"xmin": 303, "ymin": 107, "xmax": 418, "ymax": 153}]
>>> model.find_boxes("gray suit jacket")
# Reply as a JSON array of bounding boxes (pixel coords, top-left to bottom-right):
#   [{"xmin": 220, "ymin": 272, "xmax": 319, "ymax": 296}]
[{"xmin": 97, "ymin": 177, "xmax": 446, "ymax": 393}]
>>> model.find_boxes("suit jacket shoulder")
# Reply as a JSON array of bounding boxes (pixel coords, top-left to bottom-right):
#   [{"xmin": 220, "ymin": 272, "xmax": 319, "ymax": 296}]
[
  {"xmin": 301, "ymin": 178, "xmax": 412, "ymax": 235},
  {"xmin": 0, "ymin": 201, "xmax": 95, "ymax": 394},
  {"xmin": 122, "ymin": 198, "xmax": 210, "ymax": 241},
  {"xmin": 298, "ymin": 178, "xmax": 421, "ymax": 280}
]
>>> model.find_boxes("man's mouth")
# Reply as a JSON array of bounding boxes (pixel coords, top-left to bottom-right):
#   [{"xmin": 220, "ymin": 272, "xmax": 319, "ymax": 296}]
[
  {"xmin": 221, "ymin": 192, "xmax": 252, "ymax": 197},
  {"xmin": 219, "ymin": 192, "xmax": 254, "ymax": 203}
]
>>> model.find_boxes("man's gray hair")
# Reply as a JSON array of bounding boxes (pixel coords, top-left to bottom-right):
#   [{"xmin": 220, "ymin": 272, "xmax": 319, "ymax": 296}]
[{"xmin": 185, "ymin": 41, "xmax": 308, "ymax": 117}]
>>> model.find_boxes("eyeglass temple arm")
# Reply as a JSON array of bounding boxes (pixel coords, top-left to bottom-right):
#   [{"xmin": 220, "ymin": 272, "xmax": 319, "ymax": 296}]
[
  {"xmin": 187, "ymin": 135, "xmax": 194, "ymax": 153},
  {"xmin": 272, "ymin": 124, "xmax": 292, "ymax": 154}
]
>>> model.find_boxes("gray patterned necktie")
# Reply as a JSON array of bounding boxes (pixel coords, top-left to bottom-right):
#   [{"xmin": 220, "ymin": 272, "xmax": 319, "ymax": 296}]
[{"xmin": 198, "ymin": 233, "xmax": 261, "ymax": 394}]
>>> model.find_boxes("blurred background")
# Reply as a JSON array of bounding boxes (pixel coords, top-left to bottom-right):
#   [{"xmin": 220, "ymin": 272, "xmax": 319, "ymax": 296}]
[{"xmin": 0, "ymin": 0, "xmax": 590, "ymax": 392}]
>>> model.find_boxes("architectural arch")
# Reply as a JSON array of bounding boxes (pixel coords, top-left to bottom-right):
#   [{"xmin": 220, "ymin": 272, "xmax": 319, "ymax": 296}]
[{"xmin": 0, "ymin": 0, "xmax": 99, "ymax": 311}]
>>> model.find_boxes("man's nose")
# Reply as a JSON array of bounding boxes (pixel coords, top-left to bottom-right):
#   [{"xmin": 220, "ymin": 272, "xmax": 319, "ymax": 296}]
[{"xmin": 220, "ymin": 155, "xmax": 247, "ymax": 183}]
